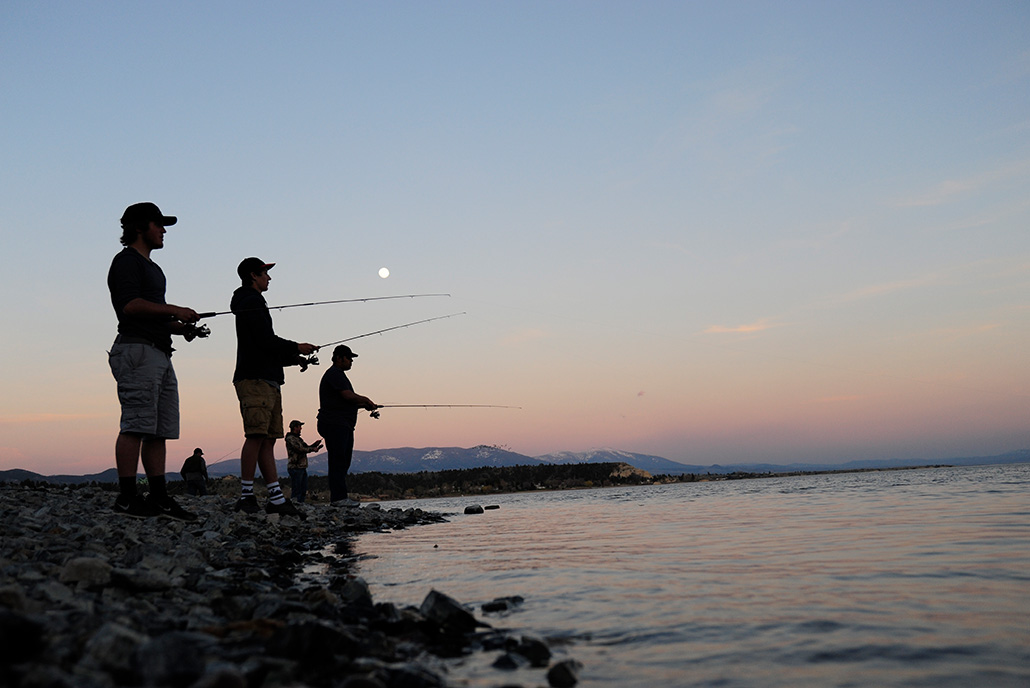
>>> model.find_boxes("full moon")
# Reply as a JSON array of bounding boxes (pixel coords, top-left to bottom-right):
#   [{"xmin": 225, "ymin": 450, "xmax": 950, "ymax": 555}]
[{"xmin": 378, "ymin": 267, "xmax": 390, "ymax": 278}]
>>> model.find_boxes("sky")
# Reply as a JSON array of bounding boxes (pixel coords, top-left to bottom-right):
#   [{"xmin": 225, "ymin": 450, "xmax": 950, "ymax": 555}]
[{"xmin": 2, "ymin": 1, "xmax": 1028, "ymax": 475}]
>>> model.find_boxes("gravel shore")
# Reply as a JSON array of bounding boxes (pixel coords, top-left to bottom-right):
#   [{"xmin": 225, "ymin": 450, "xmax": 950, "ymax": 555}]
[{"xmin": 0, "ymin": 483, "xmax": 581, "ymax": 688}]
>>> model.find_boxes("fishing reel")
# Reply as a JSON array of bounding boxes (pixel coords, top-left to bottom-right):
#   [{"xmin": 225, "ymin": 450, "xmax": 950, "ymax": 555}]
[
  {"xmin": 183, "ymin": 324, "xmax": 211, "ymax": 342},
  {"xmin": 369, "ymin": 409, "xmax": 381, "ymax": 419},
  {"xmin": 298, "ymin": 355, "xmax": 319, "ymax": 372}
]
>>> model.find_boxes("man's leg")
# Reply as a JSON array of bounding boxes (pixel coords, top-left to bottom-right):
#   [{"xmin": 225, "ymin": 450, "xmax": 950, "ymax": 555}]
[
  {"xmin": 116, "ymin": 433, "xmax": 142, "ymax": 477},
  {"xmin": 140, "ymin": 437, "xmax": 167, "ymax": 477},
  {"xmin": 240, "ymin": 436, "xmax": 263, "ymax": 482},
  {"xmin": 288, "ymin": 468, "xmax": 304, "ymax": 502},
  {"xmin": 256, "ymin": 437, "xmax": 279, "ymax": 483},
  {"xmin": 323, "ymin": 426, "xmax": 354, "ymax": 503},
  {"xmin": 115, "ymin": 433, "xmax": 143, "ymax": 506},
  {"xmin": 256, "ymin": 438, "xmax": 289, "ymax": 507},
  {"xmin": 235, "ymin": 435, "xmax": 263, "ymax": 510}
]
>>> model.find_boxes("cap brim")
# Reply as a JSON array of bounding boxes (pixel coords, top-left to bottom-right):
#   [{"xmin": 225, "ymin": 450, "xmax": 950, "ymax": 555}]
[
  {"xmin": 264, "ymin": 262, "xmax": 275, "ymax": 270},
  {"xmin": 161, "ymin": 216, "xmax": 177, "ymax": 226}
]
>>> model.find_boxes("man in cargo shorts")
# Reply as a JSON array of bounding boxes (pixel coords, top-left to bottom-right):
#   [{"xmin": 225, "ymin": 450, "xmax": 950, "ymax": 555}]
[
  {"xmin": 107, "ymin": 202, "xmax": 203, "ymax": 521},
  {"xmin": 231, "ymin": 257, "xmax": 319, "ymax": 517}
]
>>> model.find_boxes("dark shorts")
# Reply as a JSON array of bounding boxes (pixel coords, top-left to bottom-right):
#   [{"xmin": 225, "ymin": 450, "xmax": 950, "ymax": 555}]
[
  {"xmin": 108, "ymin": 342, "xmax": 179, "ymax": 439},
  {"xmin": 234, "ymin": 379, "xmax": 284, "ymax": 438}
]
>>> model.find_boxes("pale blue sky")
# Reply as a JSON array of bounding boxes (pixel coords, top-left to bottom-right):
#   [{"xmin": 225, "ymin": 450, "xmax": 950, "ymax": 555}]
[{"xmin": 2, "ymin": 1, "xmax": 1028, "ymax": 474}]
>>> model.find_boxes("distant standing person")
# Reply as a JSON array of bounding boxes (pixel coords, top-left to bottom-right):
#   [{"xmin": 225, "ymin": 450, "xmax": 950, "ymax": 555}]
[
  {"xmin": 232, "ymin": 257, "xmax": 319, "ymax": 517},
  {"xmin": 317, "ymin": 345, "xmax": 377, "ymax": 507},
  {"xmin": 107, "ymin": 202, "xmax": 202, "ymax": 521},
  {"xmin": 180, "ymin": 447, "xmax": 208, "ymax": 496},
  {"xmin": 285, "ymin": 420, "xmax": 322, "ymax": 504}
]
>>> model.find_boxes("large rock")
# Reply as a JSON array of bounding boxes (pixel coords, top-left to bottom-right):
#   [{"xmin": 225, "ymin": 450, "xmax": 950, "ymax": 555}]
[
  {"xmin": 59, "ymin": 557, "xmax": 112, "ymax": 588},
  {"xmin": 419, "ymin": 589, "xmax": 481, "ymax": 634}
]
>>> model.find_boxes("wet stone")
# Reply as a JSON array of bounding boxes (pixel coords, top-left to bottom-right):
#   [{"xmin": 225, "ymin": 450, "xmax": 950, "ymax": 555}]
[{"xmin": 547, "ymin": 658, "xmax": 584, "ymax": 687}]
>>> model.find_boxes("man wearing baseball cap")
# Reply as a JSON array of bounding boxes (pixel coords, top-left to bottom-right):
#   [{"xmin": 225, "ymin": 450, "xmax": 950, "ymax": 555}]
[
  {"xmin": 317, "ymin": 344, "xmax": 378, "ymax": 507},
  {"xmin": 285, "ymin": 420, "xmax": 322, "ymax": 504},
  {"xmin": 231, "ymin": 257, "xmax": 319, "ymax": 517},
  {"xmin": 107, "ymin": 202, "xmax": 201, "ymax": 521}
]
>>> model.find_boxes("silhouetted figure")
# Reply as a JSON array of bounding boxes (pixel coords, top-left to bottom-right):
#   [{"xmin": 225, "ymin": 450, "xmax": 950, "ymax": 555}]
[
  {"xmin": 180, "ymin": 447, "xmax": 208, "ymax": 496},
  {"xmin": 317, "ymin": 345, "xmax": 377, "ymax": 507},
  {"xmin": 231, "ymin": 257, "xmax": 318, "ymax": 517},
  {"xmin": 107, "ymin": 202, "xmax": 199, "ymax": 521},
  {"xmin": 286, "ymin": 420, "xmax": 322, "ymax": 503}
]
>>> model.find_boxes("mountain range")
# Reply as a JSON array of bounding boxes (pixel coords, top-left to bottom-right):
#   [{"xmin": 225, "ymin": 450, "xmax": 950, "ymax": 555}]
[{"xmin": 2, "ymin": 447, "xmax": 1027, "ymax": 485}]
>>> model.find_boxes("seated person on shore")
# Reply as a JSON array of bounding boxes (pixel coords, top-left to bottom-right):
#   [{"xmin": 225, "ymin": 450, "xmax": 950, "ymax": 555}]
[{"xmin": 180, "ymin": 447, "xmax": 208, "ymax": 496}]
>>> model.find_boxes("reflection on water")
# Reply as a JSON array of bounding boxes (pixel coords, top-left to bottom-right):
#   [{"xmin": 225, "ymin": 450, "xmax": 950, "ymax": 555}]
[{"xmin": 355, "ymin": 464, "xmax": 1030, "ymax": 687}]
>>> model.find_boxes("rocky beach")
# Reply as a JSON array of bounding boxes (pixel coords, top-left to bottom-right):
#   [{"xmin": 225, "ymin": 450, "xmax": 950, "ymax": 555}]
[{"xmin": 0, "ymin": 482, "xmax": 582, "ymax": 688}]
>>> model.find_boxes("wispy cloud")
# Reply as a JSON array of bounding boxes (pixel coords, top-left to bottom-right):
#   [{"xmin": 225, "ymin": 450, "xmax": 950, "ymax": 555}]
[
  {"xmin": 0, "ymin": 413, "xmax": 103, "ymax": 425},
  {"xmin": 893, "ymin": 159, "xmax": 1030, "ymax": 207},
  {"xmin": 704, "ymin": 318, "xmax": 783, "ymax": 335},
  {"xmin": 831, "ymin": 257, "xmax": 1028, "ymax": 305}
]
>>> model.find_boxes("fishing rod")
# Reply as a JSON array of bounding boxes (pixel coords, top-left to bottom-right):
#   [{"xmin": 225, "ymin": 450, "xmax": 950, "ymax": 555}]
[
  {"xmin": 295, "ymin": 310, "xmax": 463, "ymax": 372},
  {"xmin": 320, "ymin": 312, "xmax": 465, "ymax": 348},
  {"xmin": 369, "ymin": 404, "xmax": 521, "ymax": 419},
  {"xmin": 197, "ymin": 293, "xmax": 450, "ymax": 319}
]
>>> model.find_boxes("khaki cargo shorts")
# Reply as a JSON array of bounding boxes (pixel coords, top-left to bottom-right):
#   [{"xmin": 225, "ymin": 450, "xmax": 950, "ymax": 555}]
[{"xmin": 234, "ymin": 379, "xmax": 284, "ymax": 438}]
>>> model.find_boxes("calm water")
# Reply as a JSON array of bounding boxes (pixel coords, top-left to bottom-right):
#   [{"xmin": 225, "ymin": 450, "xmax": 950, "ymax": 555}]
[{"xmin": 353, "ymin": 464, "xmax": 1030, "ymax": 687}]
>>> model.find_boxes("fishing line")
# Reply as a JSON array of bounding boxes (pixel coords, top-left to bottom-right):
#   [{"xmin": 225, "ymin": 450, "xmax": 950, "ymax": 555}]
[
  {"xmin": 197, "ymin": 293, "xmax": 450, "ymax": 319},
  {"xmin": 319, "ymin": 312, "xmax": 466, "ymax": 349}
]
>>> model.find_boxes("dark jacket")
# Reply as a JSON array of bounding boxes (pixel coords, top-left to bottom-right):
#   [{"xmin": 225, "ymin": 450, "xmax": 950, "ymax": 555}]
[
  {"xmin": 231, "ymin": 286, "xmax": 298, "ymax": 384},
  {"xmin": 180, "ymin": 454, "xmax": 207, "ymax": 479}
]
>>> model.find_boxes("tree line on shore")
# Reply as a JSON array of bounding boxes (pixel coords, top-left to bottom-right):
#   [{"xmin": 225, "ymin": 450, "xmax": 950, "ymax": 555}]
[
  {"xmin": 4, "ymin": 461, "xmax": 945, "ymax": 501},
  {"xmin": 303, "ymin": 462, "xmax": 945, "ymax": 501}
]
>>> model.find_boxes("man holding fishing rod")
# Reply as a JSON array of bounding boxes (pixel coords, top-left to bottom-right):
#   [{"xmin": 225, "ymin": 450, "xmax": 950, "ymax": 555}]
[
  {"xmin": 318, "ymin": 344, "xmax": 378, "ymax": 507},
  {"xmin": 107, "ymin": 202, "xmax": 206, "ymax": 521},
  {"xmin": 231, "ymin": 257, "xmax": 319, "ymax": 517}
]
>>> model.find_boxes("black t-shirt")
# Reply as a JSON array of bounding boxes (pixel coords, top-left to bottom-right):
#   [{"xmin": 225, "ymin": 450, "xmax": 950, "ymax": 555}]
[
  {"xmin": 318, "ymin": 365, "xmax": 358, "ymax": 428},
  {"xmin": 107, "ymin": 247, "xmax": 174, "ymax": 354}
]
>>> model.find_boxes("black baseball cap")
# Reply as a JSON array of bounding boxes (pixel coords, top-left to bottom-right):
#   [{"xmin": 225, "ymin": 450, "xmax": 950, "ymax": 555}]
[
  {"xmin": 333, "ymin": 344, "xmax": 358, "ymax": 359},
  {"xmin": 237, "ymin": 257, "xmax": 276, "ymax": 281},
  {"xmin": 121, "ymin": 202, "xmax": 176, "ymax": 226}
]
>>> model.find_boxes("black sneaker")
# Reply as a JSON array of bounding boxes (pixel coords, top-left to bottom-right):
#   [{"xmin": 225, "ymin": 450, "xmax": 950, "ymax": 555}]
[
  {"xmin": 113, "ymin": 494, "xmax": 152, "ymax": 518},
  {"xmin": 234, "ymin": 495, "xmax": 260, "ymax": 514},
  {"xmin": 148, "ymin": 494, "xmax": 198, "ymax": 522},
  {"xmin": 265, "ymin": 498, "xmax": 305, "ymax": 519}
]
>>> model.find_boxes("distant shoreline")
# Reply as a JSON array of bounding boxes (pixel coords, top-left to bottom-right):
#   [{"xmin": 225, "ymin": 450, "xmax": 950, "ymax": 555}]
[{"xmin": 0, "ymin": 460, "xmax": 979, "ymax": 504}]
